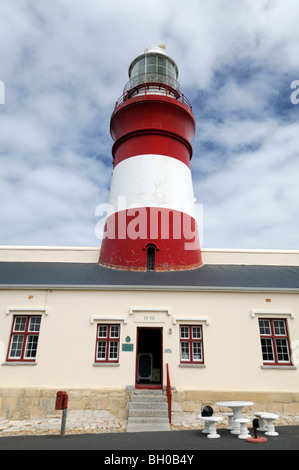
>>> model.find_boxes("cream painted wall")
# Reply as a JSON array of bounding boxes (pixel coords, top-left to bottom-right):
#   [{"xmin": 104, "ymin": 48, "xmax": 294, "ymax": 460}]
[{"xmin": 1, "ymin": 287, "xmax": 298, "ymax": 393}]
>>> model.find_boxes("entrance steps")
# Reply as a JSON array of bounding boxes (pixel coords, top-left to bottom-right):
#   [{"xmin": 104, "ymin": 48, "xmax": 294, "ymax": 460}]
[{"xmin": 126, "ymin": 390, "xmax": 170, "ymax": 432}]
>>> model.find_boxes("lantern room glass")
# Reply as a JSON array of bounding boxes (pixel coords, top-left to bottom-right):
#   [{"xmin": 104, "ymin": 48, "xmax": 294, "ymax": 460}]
[{"xmin": 130, "ymin": 54, "xmax": 178, "ymax": 80}]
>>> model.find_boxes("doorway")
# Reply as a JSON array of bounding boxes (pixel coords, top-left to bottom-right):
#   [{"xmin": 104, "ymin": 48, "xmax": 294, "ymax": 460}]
[{"xmin": 136, "ymin": 328, "xmax": 163, "ymax": 389}]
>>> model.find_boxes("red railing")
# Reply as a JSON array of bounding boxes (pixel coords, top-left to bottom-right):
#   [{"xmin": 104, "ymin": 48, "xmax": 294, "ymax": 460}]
[
  {"xmin": 114, "ymin": 82, "xmax": 192, "ymax": 111},
  {"xmin": 166, "ymin": 363, "xmax": 172, "ymax": 424}
]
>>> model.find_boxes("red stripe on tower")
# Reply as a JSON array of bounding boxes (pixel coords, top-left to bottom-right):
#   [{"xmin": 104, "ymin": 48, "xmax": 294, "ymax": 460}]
[{"xmin": 99, "ymin": 46, "xmax": 203, "ymax": 271}]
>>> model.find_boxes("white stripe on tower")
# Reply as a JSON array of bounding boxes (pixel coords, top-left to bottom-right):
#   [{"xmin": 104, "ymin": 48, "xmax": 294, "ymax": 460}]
[{"xmin": 107, "ymin": 154, "xmax": 196, "ymax": 220}]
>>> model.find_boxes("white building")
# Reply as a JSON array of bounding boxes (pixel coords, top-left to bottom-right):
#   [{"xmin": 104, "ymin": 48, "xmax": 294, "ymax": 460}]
[
  {"xmin": 1, "ymin": 47, "xmax": 298, "ymax": 430},
  {"xmin": 0, "ymin": 246, "xmax": 298, "ymax": 429}
]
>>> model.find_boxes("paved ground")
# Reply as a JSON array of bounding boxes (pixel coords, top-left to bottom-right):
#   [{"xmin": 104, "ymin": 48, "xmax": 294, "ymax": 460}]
[{"xmin": 0, "ymin": 426, "xmax": 298, "ymax": 451}]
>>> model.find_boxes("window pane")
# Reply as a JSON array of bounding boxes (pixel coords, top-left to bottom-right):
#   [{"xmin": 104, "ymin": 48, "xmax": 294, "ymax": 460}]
[
  {"xmin": 110, "ymin": 326, "xmax": 119, "ymax": 338},
  {"xmin": 147, "ymin": 55, "xmax": 156, "ymax": 65},
  {"xmin": 259, "ymin": 319, "xmax": 271, "ymax": 335},
  {"xmin": 192, "ymin": 326, "xmax": 201, "ymax": 339},
  {"xmin": 181, "ymin": 341, "xmax": 190, "ymax": 360},
  {"xmin": 157, "ymin": 65, "xmax": 167, "ymax": 76},
  {"xmin": 276, "ymin": 338, "xmax": 290, "ymax": 362},
  {"xmin": 193, "ymin": 342, "xmax": 202, "ymax": 361},
  {"xmin": 273, "ymin": 320, "xmax": 286, "ymax": 336},
  {"xmin": 109, "ymin": 341, "xmax": 119, "ymax": 360},
  {"xmin": 167, "ymin": 62, "xmax": 176, "ymax": 78},
  {"xmin": 97, "ymin": 341, "xmax": 107, "ymax": 360},
  {"xmin": 9, "ymin": 335, "xmax": 24, "ymax": 358},
  {"xmin": 24, "ymin": 335, "xmax": 39, "ymax": 358},
  {"xmin": 131, "ymin": 64, "xmax": 138, "ymax": 77},
  {"xmin": 180, "ymin": 327, "xmax": 189, "ymax": 339},
  {"xmin": 29, "ymin": 317, "xmax": 41, "ymax": 332},
  {"xmin": 13, "ymin": 316, "xmax": 27, "ymax": 332},
  {"xmin": 98, "ymin": 325, "xmax": 108, "ymax": 338},
  {"xmin": 131, "ymin": 58, "xmax": 145, "ymax": 77},
  {"xmin": 147, "ymin": 64, "xmax": 156, "ymax": 73},
  {"xmin": 261, "ymin": 338, "xmax": 274, "ymax": 362},
  {"xmin": 158, "ymin": 56, "xmax": 166, "ymax": 67},
  {"xmin": 136, "ymin": 63, "xmax": 145, "ymax": 75}
]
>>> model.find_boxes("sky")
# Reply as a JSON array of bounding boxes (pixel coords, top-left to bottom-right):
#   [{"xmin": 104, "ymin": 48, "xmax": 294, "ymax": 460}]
[{"xmin": 0, "ymin": 0, "xmax": 298, "ymax": 250}]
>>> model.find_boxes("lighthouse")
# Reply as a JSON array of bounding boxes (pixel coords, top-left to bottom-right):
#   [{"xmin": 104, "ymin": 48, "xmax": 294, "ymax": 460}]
[{"xmin": 99, "ymin": 46, "xmax": 203, "ymax": 271}]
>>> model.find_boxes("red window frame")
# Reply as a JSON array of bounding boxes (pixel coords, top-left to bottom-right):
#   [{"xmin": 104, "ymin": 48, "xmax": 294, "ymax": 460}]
[
  {"xmin": 179, "ymin": 325, "xmax": 204, "ymax": 364},
  {"xmin": 95, "ymin": 324, "xmax": 120, "ymax": 363},
  {"xmin": 7, "ymin": 315, "xmax": 41, "ymax": 362},
  {"xmin": 259, "ymin": 318, "xmax": 292, "ymax": 366}
]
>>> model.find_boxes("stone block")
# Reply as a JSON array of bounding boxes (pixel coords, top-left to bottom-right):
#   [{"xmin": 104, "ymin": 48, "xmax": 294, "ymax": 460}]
[{"xmin": 182, "ymin": 401, "xmax": 201, "ymax": 412}]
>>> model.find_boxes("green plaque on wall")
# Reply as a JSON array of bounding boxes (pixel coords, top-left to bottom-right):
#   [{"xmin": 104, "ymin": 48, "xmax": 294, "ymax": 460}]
[{"xmin": 122, "ymin": 344, "xmax": 134, "ymax": 352}]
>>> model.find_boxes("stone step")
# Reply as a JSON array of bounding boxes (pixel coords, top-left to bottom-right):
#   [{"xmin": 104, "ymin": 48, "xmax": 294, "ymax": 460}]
[
  {"xmin": 128, "ymin": 416, "xmax": 170, "ymax": 424},
  {"xmin": 129, "ymin": 400, "xmax": 168, "ymax": 410},
  {"xmin": 126, "ymin": 389, "xmax": 171, "ymax": 432},
  {"xmin": 130, "ymin": 395, "xmax": 167, "ymax": 403},
  {"xmin": 132, "ymin": 389, "xmax": 164, "ymax": 395},
  {"xmin": 129, "ymin": 408, "xmax": 168, "ymax": 418}
]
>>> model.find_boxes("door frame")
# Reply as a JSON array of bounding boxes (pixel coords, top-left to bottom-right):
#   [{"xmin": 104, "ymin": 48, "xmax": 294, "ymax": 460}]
[{"xmin": 135, "ymin": 327, "xmax": 163, "ymax": 389}]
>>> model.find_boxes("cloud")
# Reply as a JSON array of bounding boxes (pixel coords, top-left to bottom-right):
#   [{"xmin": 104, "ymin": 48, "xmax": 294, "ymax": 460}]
[
  {"xmin": 193, "ymin": 119, "xmax": 299, "ymax": 248},
  {"xmin": 0, "ymin": 0, "xmax": 298, "ymax": 250}
]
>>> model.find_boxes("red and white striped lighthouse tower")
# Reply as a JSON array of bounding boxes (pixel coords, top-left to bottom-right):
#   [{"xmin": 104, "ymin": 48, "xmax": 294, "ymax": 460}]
[{"xmin": 99, "ymin": 46, "xmax": 203, "ymax": 271}]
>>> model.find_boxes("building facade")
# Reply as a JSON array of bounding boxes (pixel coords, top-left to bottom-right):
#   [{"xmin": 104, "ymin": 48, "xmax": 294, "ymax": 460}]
[
  {"xmin": 0, "ymin": 246, "xmax": 298, "ymax": 428},
  {"xmin": 0, "ymin": 47, "xmax": 298, "ymax": 430}
]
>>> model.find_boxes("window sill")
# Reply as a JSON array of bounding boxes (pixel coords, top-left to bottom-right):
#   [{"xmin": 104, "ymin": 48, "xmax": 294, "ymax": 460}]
[
  {"xmin": 93, "ymin": 362, "xmax": 120, "ymax": 367},
  {"xmin": 179, "ymin": 363, "xmax": 205, "ymax": 368},
  {"xmin": 261, "ymin": 365, "xmax": 297, "ymax": 370},
  {"xmin": 2, "ymin": 361, "xmax": 37, "ymax": 366}
]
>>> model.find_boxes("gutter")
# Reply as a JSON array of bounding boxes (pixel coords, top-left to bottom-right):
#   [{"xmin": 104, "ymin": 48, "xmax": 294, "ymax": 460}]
[{"xmin": 0, "ymin": 284, "xmax": 298, "ymax": 293}]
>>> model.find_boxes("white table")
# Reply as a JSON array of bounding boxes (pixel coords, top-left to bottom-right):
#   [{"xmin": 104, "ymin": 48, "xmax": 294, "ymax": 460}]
[
  {"xmin": 199, "ymin": 416, "xmax": 224, "ymax": 439},
  {"xmin": 216, "ymin": 401, "xmax": 254, "ymax": 434}
]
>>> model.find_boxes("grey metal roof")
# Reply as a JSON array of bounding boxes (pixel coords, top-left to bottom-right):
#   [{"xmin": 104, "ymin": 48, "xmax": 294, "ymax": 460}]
[{"xmin": 0, "ymin": 262, "xmax": 299, "ymax": 291}]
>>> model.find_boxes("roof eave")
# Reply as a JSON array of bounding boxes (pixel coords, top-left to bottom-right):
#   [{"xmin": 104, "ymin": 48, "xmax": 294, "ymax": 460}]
[{"xmin": 0, "ymin": 284, "xmax": 298, "ymax": 293}]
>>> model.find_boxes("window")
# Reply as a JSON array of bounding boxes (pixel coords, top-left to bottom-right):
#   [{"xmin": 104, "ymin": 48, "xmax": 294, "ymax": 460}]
[
  {"xmin": 180, "ymin": 325, "xmax": 204, "ymax": 364},
  {"xmin": 147, "ymin": 245, "xmax": 156, "ymax": 271},
  {"xmin": 259, "ymin": 319, "xmax": 292, "ymax": 366},
  {"xmin": 147, "ymin": 55, "xmax": 157, "ymax": 73},
  {"xmin": 131, "ymin": 58, "xmax": 145, "ymax": 77},
  {"xmin": 157, "ymin": 56, "xmax": 167, "ymax": 76},
  {"xmin": 95, "ymin": 324, "xmax": 120, "ymax": 363},
  {"xmin": 7, "ymin": 315, "xmax": 41, "ymax": 362}
]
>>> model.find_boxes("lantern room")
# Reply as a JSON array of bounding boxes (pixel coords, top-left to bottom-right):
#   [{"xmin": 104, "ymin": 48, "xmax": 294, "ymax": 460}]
[{"xmin": 124, "ymin": 45, "xmax": 180, "ymax": 98}]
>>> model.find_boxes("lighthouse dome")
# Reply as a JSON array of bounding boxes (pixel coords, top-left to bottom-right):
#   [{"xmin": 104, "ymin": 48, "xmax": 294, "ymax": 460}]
[
  {"xmin": 144, "ymin": 45, "xmax": 168, "ymax": 54},
  {"xmin": 126, "ymin": 45, "xmax": 179, "ymax": 95}
]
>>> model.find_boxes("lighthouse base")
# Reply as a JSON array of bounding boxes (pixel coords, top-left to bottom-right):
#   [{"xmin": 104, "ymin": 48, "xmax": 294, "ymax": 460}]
[{"xmin": 99, "ymin": 207, "xmax": 202, "ymax": 272}]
